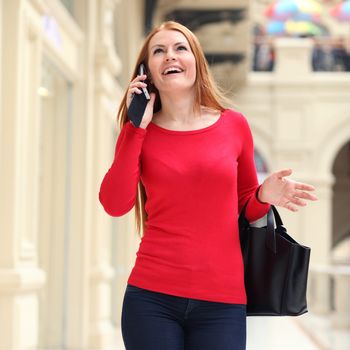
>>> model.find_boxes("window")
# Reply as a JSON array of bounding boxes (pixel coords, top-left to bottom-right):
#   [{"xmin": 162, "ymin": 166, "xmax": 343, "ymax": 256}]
[
  {"xmin": 60, "ymin": 0, "xmax": 74, "ymax": 17},
  {"xmin": 38, "ymin": 58, "xmax": 73, "ymax": 349}
]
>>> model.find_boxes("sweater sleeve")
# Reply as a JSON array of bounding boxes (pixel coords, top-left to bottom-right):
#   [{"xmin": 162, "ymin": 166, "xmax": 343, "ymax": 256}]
[
  {"xmin": 99, "ymin": 121, "xmax": 147, "ymax": 216},
  {"xmin": 236, "ymin": 113, "xmax": 270, "ymax": 222}
]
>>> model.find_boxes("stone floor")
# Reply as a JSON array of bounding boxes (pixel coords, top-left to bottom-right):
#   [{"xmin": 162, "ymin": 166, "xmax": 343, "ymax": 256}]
[
  {"xmin": 297, "ymin": 312, "xmax": 350, "ymax": 350},
  {"xmin": 247, "ymin": 316, "xmax": 320, "ymax": 350},
  {"xmin": 115, "ymin": 312, "xmax": 350, "ymax": 349}
]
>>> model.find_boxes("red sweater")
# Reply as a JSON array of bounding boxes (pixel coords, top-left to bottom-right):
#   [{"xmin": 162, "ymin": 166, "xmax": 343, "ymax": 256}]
[{"xmin": 99, "ymin": 109, "xmax": 270, "ymax": 304}]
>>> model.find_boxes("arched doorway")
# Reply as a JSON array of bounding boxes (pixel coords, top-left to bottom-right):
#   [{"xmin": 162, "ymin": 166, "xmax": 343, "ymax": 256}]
[{"xmin": 332, "ymin": 140, "xmax": 350, "ymax": 262}]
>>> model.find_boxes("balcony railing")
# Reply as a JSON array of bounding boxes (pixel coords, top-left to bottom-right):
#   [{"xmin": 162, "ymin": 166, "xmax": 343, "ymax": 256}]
[{"xmin": 252, "ymin": 36, "xmax": 350, "ymax": 73}]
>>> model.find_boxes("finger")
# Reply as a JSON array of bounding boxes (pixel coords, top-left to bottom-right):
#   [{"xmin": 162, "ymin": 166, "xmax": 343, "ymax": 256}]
[
  {"xmin": 284, "ymin": 194, "xmax": 306, "ymax": 206},
  {"xmin": 293, "ymin": 197, "xmax": 307, "ymax": 206},
  {"xmin": 295, "ymin": 182, "xmax": 316, "ymax": 191},
  {"xmin": 294, "ymin": 190, "xmax": 318, "ymax": 201},
  {"xmin": 129, "ymin": 87, "xmax": 142, "ymax": 94},
  {"xmin": 130, "ymin": 81, "xmax": 147, "ymax": 88},
  {"xmin": 132, "ymin": 74, "xmax": 147, "ymax": 82},
  {"xmin": 275, "ymin": 168, "xmax": 293, "ymax": 178},
  {"xmin": 284, "ymin": 201, "xmax": 299, "ymax": 212}
]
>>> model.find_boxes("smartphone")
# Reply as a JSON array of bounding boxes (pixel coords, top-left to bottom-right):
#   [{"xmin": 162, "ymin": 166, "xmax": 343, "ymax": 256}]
[
  {"xmin": 139, "ymin": 64, "xmax": 150, "ymax": 100},
  {"xmin": 127, "ymin": 63, "xmax": 150, "ymax": 127}
]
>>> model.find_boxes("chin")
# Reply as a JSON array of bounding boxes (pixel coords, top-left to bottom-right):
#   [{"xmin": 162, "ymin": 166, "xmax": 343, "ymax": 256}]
[{"xmin": 157, "ymin": 81, "xmax": 195, "ymax": 93}]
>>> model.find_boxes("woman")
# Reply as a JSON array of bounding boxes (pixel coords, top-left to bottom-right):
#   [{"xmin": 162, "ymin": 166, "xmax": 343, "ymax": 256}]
[{"xmin": 99, "ymin": 21, "xmax": 317, "ymax": 350}]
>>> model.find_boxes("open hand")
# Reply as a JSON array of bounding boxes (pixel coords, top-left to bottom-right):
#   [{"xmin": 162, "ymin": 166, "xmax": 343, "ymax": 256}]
[{"xmin": 258, "ymin": 169, "xmax": 318, "ymax": 212}]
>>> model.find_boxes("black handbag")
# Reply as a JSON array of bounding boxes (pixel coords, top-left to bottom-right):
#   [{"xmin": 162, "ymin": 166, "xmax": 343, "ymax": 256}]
[{"xmin": 238, "ymin": 204, "xmax": 311, "ymax": 316}]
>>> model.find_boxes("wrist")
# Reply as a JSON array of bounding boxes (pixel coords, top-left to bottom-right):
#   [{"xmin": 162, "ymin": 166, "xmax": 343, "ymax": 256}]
[
  {"xmin": 256, "ymin": 185, "xmax": 268, "ymax": 204},
  {"xmin": 139, "ymin": 122, "xmax": 148, "ymax": 129},
  {"xmin": 130, "ymin": 120, "xmax": 146, "ymax": 129}
]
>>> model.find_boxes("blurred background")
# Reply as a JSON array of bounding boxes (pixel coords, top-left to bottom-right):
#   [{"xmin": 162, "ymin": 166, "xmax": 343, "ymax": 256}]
[{"xmin": 0, "ymin": 0, "xmax": 350, "ymax": 349}]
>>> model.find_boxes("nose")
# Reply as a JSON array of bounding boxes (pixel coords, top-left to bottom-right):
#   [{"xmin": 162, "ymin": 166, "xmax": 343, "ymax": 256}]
[
  {"xmin": 166, "ymin": 56, "xmax": 176, "ymax": 62},
  {"xmin": 165, "ymin": 49, "xmax": 176, "ymax": 61}
]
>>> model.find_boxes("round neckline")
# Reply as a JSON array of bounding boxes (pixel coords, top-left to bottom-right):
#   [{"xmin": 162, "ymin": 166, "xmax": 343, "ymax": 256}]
[{"xmin": 148, "ymin": 110, "xmax": 225, "ymax": 135}]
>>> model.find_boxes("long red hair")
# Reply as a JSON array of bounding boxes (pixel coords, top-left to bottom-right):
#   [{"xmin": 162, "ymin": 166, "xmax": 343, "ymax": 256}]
[{"xmin": 116, "ymin": 21, "xmax": 232, "ymax": 237}]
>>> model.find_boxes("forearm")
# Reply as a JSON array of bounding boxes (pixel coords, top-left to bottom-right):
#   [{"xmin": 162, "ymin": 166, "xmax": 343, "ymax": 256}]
[{"xmin": 99, "ymin": 122, "xmax": 147, "ymax": 216}]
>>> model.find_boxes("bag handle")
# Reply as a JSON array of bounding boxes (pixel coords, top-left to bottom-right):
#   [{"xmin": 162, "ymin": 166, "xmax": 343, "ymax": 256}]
[
  {"xmin": 271, "ymin": 205, "xmax": 283, "ymax": 227},
  {"xmin": 239, "ymin": 201, "xmax": 285, "ymax": 254},
  {"xmin": 266, "ymin": 207, "xmax": 277, "ymax": 253}
]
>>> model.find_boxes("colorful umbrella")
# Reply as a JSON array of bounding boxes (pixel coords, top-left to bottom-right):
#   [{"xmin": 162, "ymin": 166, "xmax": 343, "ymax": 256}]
[
  {"xmin": 267, "ymin": 19, "xmax": 324, "ymax": 36},
  {"xmin": 266, "ymin": 21, "xmax": 286, "ymax": 35},
  {"xmin": 285, "ymin": 20, "xmax": 323, "ymax": 35},
  {"xmin": 297, "ymin": 0, "xmax": 322, "ymax": 15},
  {"xmin": 264, "ymin": 1, "xmax": 298, "ymax": 21},
  {"xmin": 330, "ymin": 0, "xmax": 350, "ymax": 21},
  {"xmin": 264, "ymin": 0, "xmax": 323, "ymax": 23},
  {"xmin": 264, "ymin": 0, "xmax": 325, "ymax": 36}
]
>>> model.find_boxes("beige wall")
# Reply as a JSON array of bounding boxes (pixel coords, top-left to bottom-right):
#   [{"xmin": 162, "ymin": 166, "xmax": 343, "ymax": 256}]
[
  {"xmin": 0, "ymin": 0, "xmax": 140, "ymax": 349},
  {"xmin": 0, "ymin": 1, "xmax": 349, "ymax": 350}
]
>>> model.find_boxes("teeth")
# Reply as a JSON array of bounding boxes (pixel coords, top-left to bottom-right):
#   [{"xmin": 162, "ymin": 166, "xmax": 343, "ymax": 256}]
[{"xmin": 163, "ymin": 67, "xmax": 183, "ymax": 75}]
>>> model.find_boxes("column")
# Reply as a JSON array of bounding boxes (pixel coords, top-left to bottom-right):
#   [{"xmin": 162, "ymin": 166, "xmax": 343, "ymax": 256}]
[
  {"xmin": 88, "ymin": 0, "xmax": 122, "ymax": 348},
  {"xmin": 332, "ymin": 266, "xmax": 350, "ymax": 329},
  {"xmin": 307, "ymin": 177, "xmax": 333, "ymax": 315},
  {"xmin": 0, "ymin": 1, "xmax": 46, "ymax": 349}
]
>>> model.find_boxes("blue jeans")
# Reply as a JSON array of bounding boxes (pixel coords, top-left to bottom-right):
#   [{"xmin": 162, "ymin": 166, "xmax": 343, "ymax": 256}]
[{"xmin": 121, "ymin": 284, "xmax": 246, "ymax": 350}]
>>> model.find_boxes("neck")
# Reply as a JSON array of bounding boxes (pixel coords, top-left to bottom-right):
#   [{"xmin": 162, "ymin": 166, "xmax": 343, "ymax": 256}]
[{"xmin": 157, "ymin": 90, "xmax": 200, "ymax": 124}]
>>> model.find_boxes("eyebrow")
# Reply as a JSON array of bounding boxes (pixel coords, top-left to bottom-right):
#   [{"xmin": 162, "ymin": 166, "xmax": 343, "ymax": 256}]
[{"xmin": 150, "ymin": 42, "xmax": 188, "ymax": 49}]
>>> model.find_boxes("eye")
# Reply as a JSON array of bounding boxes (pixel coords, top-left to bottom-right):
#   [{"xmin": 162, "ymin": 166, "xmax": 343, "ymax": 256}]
[
  {"xmin": 153, "ymin": 48, "xmax": 163, "ymax": 54},
  {"xmin": 177, "ymin": 45, "xmax": 187, "ymax": 51}
]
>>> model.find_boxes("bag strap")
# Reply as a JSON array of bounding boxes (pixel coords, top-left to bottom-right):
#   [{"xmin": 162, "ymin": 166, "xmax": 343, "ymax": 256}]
[
  {"xmin": 271, "ymin": 205, "xmax": 283, "ymax": 227},
  {"xmin": 239, "ymin": 201, "xmax": 285, "ymax": 254},
  {"xmin": 266, "ymin": 207, "xmax": 277, "ymax": 253}
]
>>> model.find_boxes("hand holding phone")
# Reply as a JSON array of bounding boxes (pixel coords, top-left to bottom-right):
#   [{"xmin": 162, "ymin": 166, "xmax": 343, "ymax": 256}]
[{"xmin": 127, "ymin": 64, "xmax": 151, "ymax": 127}]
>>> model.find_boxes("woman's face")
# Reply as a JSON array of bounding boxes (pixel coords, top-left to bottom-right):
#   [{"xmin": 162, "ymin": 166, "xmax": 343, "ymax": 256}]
[{"xmin": 147, "ymin": 30, "xmax": 196, "ymax": 94}]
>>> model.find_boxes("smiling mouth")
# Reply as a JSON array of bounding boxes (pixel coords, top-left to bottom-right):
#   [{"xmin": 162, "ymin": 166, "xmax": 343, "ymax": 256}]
[
  {"xmin": 162, "ymin": 67, "xmax": 185, "ymax": 75},
  {"xmin": 163, "ymin": 71, "xmax": 183, "ymax": 76}
]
